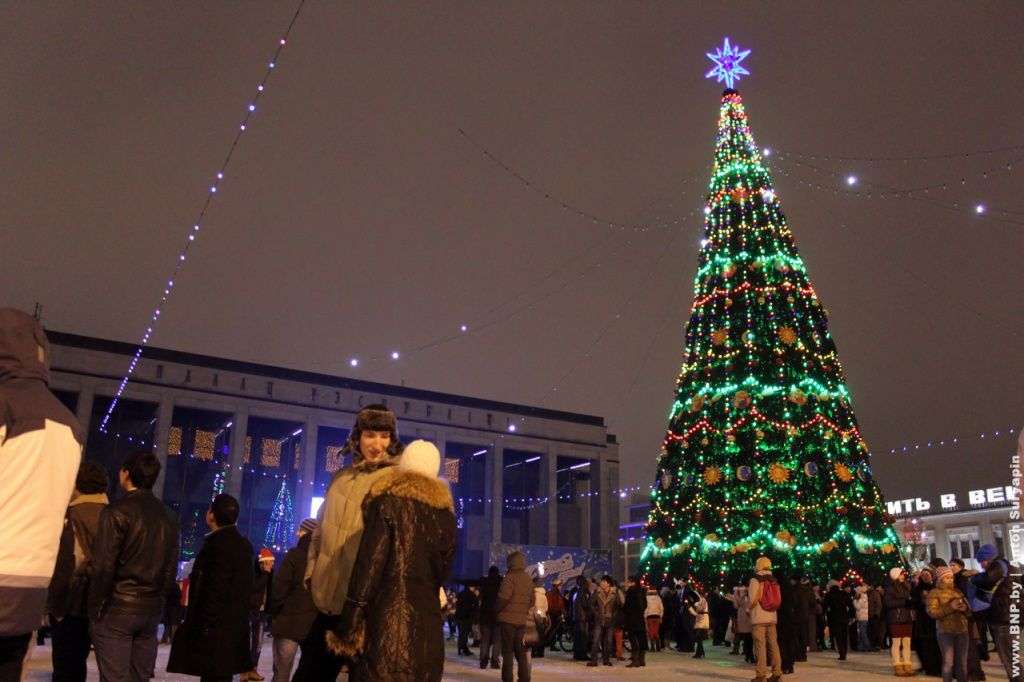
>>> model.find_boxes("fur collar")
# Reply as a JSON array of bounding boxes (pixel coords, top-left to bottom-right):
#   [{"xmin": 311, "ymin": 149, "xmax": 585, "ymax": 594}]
[{"xmin": 366, "ymin": 467, "xmax": 453, "ymax": 511}]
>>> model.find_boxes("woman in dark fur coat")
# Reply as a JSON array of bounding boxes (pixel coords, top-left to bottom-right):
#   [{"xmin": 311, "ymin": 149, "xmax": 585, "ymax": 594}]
[{"xmin": 328, "ymin": 440, "xmax": 456, "ymax": 681}]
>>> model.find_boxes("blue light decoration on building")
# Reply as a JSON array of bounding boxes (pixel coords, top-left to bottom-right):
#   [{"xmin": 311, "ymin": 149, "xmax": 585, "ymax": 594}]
[{"xmin": 705, "ymin": 37, "xmax": 751, "ymax": 89}]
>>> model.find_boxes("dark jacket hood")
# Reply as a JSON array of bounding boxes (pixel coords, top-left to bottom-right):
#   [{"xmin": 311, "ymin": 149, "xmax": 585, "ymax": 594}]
[
  {"xmin": 0, "ymin": 308, "xmax": 50, "ymax": 384},
  {"xmin": 0, "ymin": 309, "xmax": 82, "ymax": 444}
]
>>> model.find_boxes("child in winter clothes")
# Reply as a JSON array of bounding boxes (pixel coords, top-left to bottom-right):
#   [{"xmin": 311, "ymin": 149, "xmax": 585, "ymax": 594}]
[
  {"xmin": 644, "ymin": 587, "xmax": 664, "ymax": 652},
  {"xmin": 926, "ymin": 566, "xmax": 969, "ymax": 682},
  {"xmin": 854, "ymin": 585, "xmax": 872, "ymax": 652},
  {"xmin": 689, "ymin": 591, "xmax": 710, "ymax": 659}
]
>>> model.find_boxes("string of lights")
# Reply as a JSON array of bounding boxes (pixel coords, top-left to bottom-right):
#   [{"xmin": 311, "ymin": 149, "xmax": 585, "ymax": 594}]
[
  {"xmin": 326, "ymin": 134, "xmax": 1019, "ymax": 376},
  {"xmin": 341, "ymin": 179, "xmax": 704, "ymax": 371},
  {"xmin": 771, "ymin": 142, "xmax": 1024, "ymax": 164},
  {"xmin": 880, "ymin": 424, "xmax": 1017, "ymax": 455},
  {"xmin": 99, "ymin": 0, "xmax": 307, "ymax": 432},
  {"xmin": 539, "ymin": 217, "xmax": 691, "ymax": 405},
  {"xmin": 769, "ymin": 152, "xmax": 1024, "ymax": 225},
  {"xmin": 457, "ymin": 127, "xmax": 704, "ymax": 233}
]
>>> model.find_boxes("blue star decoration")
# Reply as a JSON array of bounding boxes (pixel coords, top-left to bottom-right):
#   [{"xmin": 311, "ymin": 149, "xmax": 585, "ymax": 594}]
[{"xmin": 705, "ymin": 37, "xmax": 751, "ymax": 89}]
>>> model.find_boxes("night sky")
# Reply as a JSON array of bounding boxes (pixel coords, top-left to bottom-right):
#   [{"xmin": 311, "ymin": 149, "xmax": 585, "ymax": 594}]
[{"xmin": 3, "ymin": 2, "xmax": 1021, "ymax": 503}]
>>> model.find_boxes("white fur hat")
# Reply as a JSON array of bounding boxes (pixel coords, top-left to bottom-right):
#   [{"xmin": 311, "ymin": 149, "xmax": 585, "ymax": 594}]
[{"xmin": 400, "ymin": 439, "xmax": 441, "ymax": 478}]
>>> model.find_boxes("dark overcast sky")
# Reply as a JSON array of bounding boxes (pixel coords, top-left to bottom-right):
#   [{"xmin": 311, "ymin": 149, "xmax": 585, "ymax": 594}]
[{"xmin": 3, "ymin": 2, "xmax": 1021, "ymax": 501}]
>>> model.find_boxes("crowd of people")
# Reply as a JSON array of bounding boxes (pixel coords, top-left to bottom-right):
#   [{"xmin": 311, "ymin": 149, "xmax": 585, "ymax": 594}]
[
  {"xmin": 445, "ymin": 551, "xmax": 1017, "ymax": 682},
  {"xmin": 0, "ymin": 309, "xmax": 1018, "ymax": 682}
]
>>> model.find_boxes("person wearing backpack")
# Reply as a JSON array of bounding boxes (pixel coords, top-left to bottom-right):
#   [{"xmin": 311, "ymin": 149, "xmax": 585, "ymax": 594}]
[
  {"xmin": 747, "ymin": 556, "xmax": 782, "ymax": 682},
  {"xmin": 969, "ymin": 544, "xmax": 1015, "ymax": 682}
]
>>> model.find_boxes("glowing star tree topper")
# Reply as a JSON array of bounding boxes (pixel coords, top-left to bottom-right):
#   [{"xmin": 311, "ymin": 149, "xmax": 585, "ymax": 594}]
[{"xmin": 705, "ymin": 37, "xmax": 751, "ymax": 89}]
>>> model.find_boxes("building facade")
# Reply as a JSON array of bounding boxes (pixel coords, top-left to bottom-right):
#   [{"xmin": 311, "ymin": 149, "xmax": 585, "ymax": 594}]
[{"xmin": 47, "ymin": 331, "xmax": 620, "ymax": 579}]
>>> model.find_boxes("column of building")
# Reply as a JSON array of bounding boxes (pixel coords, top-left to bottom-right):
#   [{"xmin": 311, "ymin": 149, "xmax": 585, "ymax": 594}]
[
  {"xmin": 225, "ymin": 407, "xmax": 249, "ymax": 500},
  {"xmin": 545, "ymin": 449, "xmax": 558, "ymax": 546},
  {"xmin": 152, "ymin": 394, "xmax": 175, "ymax": 497},
  {"xmin": 295, "ymin": 415, "xmax": 319, "ymax": 522}
]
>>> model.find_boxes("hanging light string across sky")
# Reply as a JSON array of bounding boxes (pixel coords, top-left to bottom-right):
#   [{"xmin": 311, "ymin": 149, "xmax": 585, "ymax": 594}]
[
  {"xmin": 770, "ymin": 142, "xmax": 1024, "ymax": 164},
  {"xmin": 770, "ymin": 152, "xmax": 1022, "ymax": 224},
  {"xmin": 99, "ymin": 1, "xmax": 308, "ymax": 432},
  {"xmin": 457, "ymin": 126, "xmax": 704, "ymax": 233}
]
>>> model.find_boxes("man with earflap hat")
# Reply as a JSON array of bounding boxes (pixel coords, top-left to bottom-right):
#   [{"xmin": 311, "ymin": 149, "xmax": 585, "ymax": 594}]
[{"xmin": 294, "ymin": 405, "xmax": 401, "ymax": 681}]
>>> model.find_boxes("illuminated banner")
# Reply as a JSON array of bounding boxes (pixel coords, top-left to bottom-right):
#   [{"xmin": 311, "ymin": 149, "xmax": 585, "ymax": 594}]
[
  {"xmin": 490, "ymin": 543, "xmax": 612, "ymax": 584},
  {"xmin": 887, "ymin": 485, "xmax": 1019, "ymax": 517}
]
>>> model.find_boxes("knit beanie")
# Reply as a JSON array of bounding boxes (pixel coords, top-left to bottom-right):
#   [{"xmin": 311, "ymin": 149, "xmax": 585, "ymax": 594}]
[
  {"xmin": 299, "ymin": 518, "xmax": 318, "ymax": 534},
  {"xmin": 400, "ymin": 439, "xmax": 441, "ymax": 478},
  {"xmin": 975, "ymin": 544, "xmax": 998, "ymax": 563},
  {"xmin": 755, "ymin": 556, "xmax": 772, "ymax": 571},
  {"xmin": 935, "ymin": 566, "xmax": 953, "ymax": 582}
]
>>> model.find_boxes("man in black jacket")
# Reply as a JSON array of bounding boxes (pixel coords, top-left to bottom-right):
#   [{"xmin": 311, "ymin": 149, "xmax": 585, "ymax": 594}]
[
  {"xmin": 87, "ymin": 451, "xmax": 179, "ymax": 682},
  {"xmin": 268, "ymin": 518, "xmax": 318, "ymax": 682},
  {"xmin": 822, "ymin": 580, "xmax": 854, "ymax": 661},
  {"xmin": 623, "ymin": 577, "xmax": 647, "ymax": 668},
  {"xmin": 168, "ymin": 494, "xmax": 255, "ymax": 682}
]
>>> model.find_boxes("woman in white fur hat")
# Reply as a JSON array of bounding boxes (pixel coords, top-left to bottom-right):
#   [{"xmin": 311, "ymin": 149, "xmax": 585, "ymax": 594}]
[{"xmin": 328, "ymin": 440, "xmax": 456, "ymax": 681}]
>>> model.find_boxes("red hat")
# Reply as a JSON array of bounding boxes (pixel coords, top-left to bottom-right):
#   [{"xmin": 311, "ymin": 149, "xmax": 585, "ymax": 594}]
[{"xmin": 258, "ymin": 548, "xmax": 275, "ymax": 563}]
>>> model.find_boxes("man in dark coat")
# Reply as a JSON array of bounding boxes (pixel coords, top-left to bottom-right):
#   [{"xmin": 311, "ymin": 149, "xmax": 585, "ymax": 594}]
[
  {"xmin": 623, "ymin": 576, "xmax": 647, "ymax": 668},
  {"xmin": 328, "ymin": 440, "xmax": 456, "ymax": 682},
  {"xmin": 168, "ymin": 494, "xmax": 254, "ymax": 682},
  {"xmin": 791, "ymin": 576, "xmax": 813, "ymax": 661},
  {"xmin": 823, "ymin": 580, "xmax": 854, "ymax": 660},
  {"xmin": 268, "ymin": 518, "xmax": 318, "ymax": 682},
  {"xmin": 776, "ymin": 573, "xmax": 800, "ymax": 674},
  {"xmin": 571, "ymin": 577, "xmax": 593, "ymax": 661},
  {"xmin": 676, "ymin": 584, "xmax": 697, "ymax": 652},
  {"xmin": 454, "ymin": 584, "xmax": 479, "ymax": 656},
  {"xmin": 709, "ymin": 590, "xmax": 732, "ymax": 646},
  {"xmin": 478, "ymin": 565, "xmax": 503, "ymax": 669},
  {"xmin": 88, "ymin": 451, "xmax": 180, "ymax": 682},
  {"xmin": 47, "ymin": 461, "xmax": 108, "ymax": 682}
]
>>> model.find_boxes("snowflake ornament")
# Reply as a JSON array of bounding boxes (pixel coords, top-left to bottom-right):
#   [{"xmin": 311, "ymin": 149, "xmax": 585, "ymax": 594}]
[{"xmin": 705, "ymin": 37, "xmax": 751, "ymax": 89}]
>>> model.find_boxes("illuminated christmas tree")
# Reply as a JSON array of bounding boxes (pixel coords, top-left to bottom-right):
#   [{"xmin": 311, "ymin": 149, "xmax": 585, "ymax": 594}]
[
  {"xmin": 264, "ymin": 479, "xmax": 294, "ymax": 553},
  {"xmin": 641, "ymin": 39, "xmax": 901, "ymax": 587}
]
